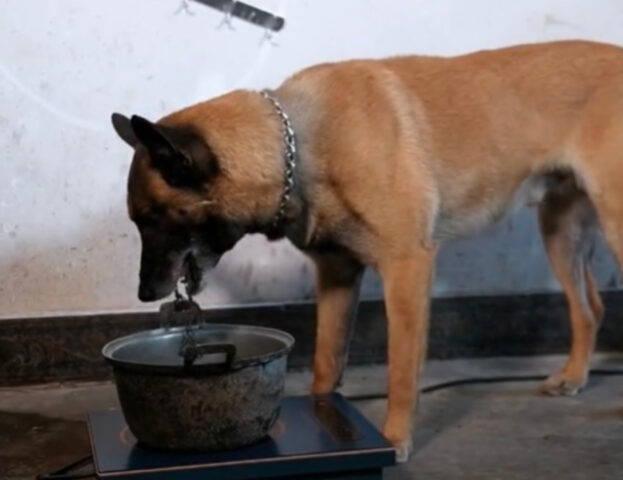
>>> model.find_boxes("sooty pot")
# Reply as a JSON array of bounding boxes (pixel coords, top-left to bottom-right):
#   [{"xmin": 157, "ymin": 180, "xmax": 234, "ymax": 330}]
[{"xmin": 102, "ymin": 323, "xmax": 294, "ymax": 451}]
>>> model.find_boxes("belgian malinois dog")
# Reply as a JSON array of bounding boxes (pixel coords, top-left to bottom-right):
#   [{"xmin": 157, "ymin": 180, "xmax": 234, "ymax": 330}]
[{"xmin": 112, "ymin": 40, "xmax": 623, "ymax": 461}]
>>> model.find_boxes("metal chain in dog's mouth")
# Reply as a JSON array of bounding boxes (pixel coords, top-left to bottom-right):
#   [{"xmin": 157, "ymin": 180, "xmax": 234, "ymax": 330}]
[{"xmin": 172, "ymin": 257, "xmax": 203, "ymax": 366}]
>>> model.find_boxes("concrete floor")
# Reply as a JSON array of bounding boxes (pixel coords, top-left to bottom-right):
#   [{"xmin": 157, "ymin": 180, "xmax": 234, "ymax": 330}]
[{"xmin": 2, "ymin": 354, "xmax": 623, "ymax": 479}]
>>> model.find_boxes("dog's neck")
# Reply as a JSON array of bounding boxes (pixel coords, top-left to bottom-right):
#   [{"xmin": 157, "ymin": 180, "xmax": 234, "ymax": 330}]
[
  {"xmin": 174, "ymin": 88, "xmax": 312, "ymax": 246},
  {"xmin": 247, "ymin": 88, "xmax": 318, "ymax": 250},
  {"xmin": 258, "ymin": 90, "xmax": 301, "ymax": 240}
]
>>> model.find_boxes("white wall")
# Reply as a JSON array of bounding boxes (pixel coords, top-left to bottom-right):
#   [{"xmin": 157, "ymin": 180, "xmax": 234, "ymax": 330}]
[{"xmin": 1, "ymin": 0, "xmax": 622, "ymax": 318}]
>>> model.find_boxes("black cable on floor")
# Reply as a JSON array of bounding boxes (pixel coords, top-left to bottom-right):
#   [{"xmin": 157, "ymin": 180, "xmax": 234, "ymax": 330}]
[
  {"xmin": 36, "ymin": 454, "xmax": 94, "ymax": 480},
  {"xmin": 345, "ymin": 368, "xmax": 623, "ymax": 402}
]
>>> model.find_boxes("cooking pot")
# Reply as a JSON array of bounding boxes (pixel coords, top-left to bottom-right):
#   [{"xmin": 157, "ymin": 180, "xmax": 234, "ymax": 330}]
[{"xmin": 102, "ymin": 322, "xmax": 295, "ymax": 451}]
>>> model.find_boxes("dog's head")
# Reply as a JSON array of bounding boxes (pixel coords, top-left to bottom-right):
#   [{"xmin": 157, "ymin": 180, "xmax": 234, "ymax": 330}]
[{"xmin": 111, "ymin": 113, "xmax": 245, "ymax": 301}]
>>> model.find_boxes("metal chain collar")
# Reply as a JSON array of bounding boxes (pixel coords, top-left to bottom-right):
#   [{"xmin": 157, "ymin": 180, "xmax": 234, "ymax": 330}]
[{"xmin": 260, "ymin": 89, "xmax": 297, "ymax": 230}]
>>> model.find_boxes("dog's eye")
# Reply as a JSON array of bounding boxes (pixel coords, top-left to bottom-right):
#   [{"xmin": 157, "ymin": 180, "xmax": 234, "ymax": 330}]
[{"xmin": 178, "ymin": 208, "xmax": 188, "ymax": 217}]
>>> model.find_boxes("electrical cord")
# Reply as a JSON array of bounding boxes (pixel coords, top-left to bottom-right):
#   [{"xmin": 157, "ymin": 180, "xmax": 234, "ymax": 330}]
[
  {"xmin": 37, "ymin": 368, "xmax": 623, "ymax": 479},
  {"xmin": 345, "ymin": 368, "xmax": 623, "ymax": 402},
  {"xmin": 36, "ymin": 455, "xmax": 94, "ymax": 480}
]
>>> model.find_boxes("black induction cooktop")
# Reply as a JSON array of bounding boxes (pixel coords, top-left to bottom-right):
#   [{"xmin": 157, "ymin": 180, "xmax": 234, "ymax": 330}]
[{"xmin": 87, "ymin": 393, "xmax": 396, "ymax": 480}]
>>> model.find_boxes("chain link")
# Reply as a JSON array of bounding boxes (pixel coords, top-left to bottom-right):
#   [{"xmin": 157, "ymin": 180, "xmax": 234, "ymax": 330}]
[{"xmin": 260, "ymin": 89, "xmax": 297, "ymax": 230}]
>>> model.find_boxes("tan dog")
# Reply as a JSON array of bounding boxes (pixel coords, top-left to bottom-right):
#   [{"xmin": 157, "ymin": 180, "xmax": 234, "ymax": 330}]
[{"xmin": 112, "ymin": 40, "xmax": 623, "ymax": 461}]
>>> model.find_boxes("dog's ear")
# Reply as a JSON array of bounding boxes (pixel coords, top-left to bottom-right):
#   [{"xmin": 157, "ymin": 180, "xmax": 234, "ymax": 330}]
[
  {"xmin": 130, "ymin": 115, "xmax": 201, "ymax": 188},
  {"xmin": 111, "ymin": 113, "xmax": 138, "ymax": 147},
  {"xmin": 130, "ymin": 115, "xmax": 178, "ymax": 158}
]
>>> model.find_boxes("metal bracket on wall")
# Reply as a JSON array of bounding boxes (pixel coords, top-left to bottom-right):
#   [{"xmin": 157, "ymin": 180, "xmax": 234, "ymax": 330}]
[{"xmin": 191, "ymin": 0, "xmax": 285, "ymax": 32}]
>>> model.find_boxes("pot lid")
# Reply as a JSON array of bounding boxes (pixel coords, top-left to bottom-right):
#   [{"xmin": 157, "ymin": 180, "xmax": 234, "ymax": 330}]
[{"xmin": 102, "ymin": 324, "xmax": 294, "ymax": 374}]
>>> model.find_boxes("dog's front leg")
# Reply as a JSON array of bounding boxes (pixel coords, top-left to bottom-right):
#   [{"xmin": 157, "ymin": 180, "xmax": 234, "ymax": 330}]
[
  {"xmin": 310, "ymin": 253, "xmax": 364, "ymax": 394},
  {"xmin": 380, "ymin": 247, "xmax": 436, "ymax": 462}
]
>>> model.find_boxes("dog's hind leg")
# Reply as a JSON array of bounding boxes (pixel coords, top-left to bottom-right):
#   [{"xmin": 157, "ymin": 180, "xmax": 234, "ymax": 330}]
[
  {"xmin": 584, "ymin": 264, "xmax": 605, "ymax": 329},
  {"xmin": 573, "ymin": 89, "xmax": 623, "ymax": 275},
  {"xmin": 310, "ymin": 253, "xmax": 364, "ymax": 394},
  {"xmin": 538, "ymin": 185, "xmax": 601, "ymax": 396}
]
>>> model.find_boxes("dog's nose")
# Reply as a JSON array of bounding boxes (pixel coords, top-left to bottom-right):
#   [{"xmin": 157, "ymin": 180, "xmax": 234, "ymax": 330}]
[{"xmin": 138, "ymin": 283, "xmax": 157, "ymax": 302}]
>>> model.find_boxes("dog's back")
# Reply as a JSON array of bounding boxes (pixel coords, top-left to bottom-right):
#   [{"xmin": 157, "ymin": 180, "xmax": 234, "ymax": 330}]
[{"xmin": 277, "ymin": 40, "xmax": 623, "ymax": 240}]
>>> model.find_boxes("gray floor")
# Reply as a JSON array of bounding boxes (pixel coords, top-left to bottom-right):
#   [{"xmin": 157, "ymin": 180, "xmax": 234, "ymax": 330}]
[{"xmin": 2, "ymin": 354, "xmax": 623, "ymax": 479}]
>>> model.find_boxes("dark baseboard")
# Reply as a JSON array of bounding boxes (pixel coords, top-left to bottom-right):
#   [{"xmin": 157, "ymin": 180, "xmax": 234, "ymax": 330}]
[{"xmin": 1, "ymin": 292, "xmax": 623, "ymax": 386}]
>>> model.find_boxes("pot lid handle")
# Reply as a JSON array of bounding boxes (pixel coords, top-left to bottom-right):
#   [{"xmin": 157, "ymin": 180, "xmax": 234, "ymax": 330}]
[{"xmin": 180, "ymin": 342, "xmax": 237, "ymax": 370}]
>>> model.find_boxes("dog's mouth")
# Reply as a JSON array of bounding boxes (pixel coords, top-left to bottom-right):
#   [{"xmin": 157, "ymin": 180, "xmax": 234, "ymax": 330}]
[
  {"xmin": 137, "ymin": 251, "xmax": 214, "ymax": 302},
  {"xmin": 181, "ymin": 253, "xmax": 202, "ymax": 296}
]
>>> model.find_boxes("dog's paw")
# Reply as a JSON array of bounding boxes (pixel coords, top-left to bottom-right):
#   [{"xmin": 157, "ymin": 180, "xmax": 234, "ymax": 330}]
[
  {"xmin": 393, "ymin": 437, "xmax": 413, "ymax": 464},
  {"xmin": 541, "ymin": 370, "xmax": 587, "ymax": 396},
  {"xmin": 383, "ymin": 424, "xmax": 413, "ymax": 463}
]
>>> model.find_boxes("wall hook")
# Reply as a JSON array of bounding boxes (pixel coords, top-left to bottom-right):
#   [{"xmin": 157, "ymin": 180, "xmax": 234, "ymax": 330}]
[
  {"xmin": 215, "ymin": 0, "xmax": 236, "ymax": 30},
  {"xmin": 174, "ymin": 0, "xmax": 196, "ymax": 16},
  {"xmin": 260, "ymin": 15, "xmax": 280, "ymax": 46}
]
